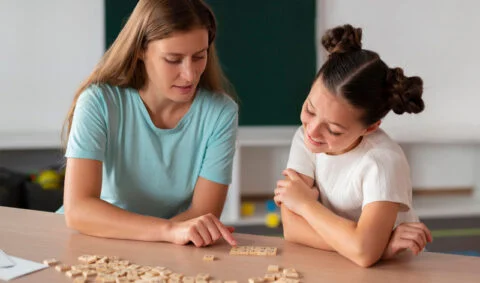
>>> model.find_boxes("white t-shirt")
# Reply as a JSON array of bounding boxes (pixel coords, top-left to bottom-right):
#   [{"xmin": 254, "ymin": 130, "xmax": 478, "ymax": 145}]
[{"xmin": 286, "ymin": 127, "xmax": 418, "ymax": 226}]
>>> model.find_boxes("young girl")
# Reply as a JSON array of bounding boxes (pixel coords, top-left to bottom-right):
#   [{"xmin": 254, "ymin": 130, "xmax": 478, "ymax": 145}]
[
  {"xmin": 275, "ymin": 24, "xmax": 432, "ymax": 267},
  {"xmin": 59, "ymin": 0, "xmax": 237, "ymax": 247}
]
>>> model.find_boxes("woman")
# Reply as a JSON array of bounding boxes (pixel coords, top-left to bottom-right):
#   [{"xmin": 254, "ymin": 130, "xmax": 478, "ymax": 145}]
[{"xmin": 60, "ymin": 0, "xmax": 237, "ymax": 247}]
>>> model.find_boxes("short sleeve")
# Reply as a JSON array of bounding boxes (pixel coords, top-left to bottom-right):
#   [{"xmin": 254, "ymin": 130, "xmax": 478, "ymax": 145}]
[
  {"xmin": 65, "ymin": 86, "xmax": 108, "ymax": 161},
  {"xmin": 361, "ymin": 150, "xmax": 413, "ymax": 212},
  {"xmin": 286, "ymin": 127, "xmax": 316, "ymax": 179},
  {"xmin": 199, "ymin": 102, "xmax": 238, "ymax": 185}
]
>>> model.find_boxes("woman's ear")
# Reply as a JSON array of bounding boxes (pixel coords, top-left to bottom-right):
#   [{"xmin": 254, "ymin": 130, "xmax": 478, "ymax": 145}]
[
  {"xmin": 137, "ymin": 49, "xmax": 145, "ymax": 61},
  {"xmin": 364, "ymin": 120, "xmax": 381, "ymax": 136}
]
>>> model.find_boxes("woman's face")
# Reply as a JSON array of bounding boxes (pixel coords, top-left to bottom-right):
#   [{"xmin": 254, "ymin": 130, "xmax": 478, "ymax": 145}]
[
  {"xmin": 141, "ymin": 28, "xmax": 209, "ymax": 103},
  {"xmin": 300, "ymin": 78, "xmax": 379, "ymax": 154}
]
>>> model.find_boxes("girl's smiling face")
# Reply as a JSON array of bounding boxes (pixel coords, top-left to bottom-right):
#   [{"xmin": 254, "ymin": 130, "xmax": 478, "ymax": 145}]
[{"xmin": 300, "ymin": 78, "xmax": 379, "ymax": 155}]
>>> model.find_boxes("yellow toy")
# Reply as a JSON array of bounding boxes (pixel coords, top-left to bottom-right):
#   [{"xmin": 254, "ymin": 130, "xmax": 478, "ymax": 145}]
[
  {"xmin": 241, "ymin": 202, "xmax": 256, "ymax": 217},
  {"xmin": 36, "ymin": 170, "xmax": 62, "ymax": 190},
  {"xmin": 265, "ymin": 212, "xmax": 280, "ymax": 228}
]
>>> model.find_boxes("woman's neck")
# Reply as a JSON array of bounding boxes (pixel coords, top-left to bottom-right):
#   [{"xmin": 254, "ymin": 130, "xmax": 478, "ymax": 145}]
[{"xmin": 138, "ymin": 86, "xmax": 193, "ymax": 129}]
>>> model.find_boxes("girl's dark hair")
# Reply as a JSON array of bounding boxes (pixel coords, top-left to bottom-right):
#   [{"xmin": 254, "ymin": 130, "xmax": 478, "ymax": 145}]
[{"xmin": 317, "ymin": 24, "xmax": 424, "ymax": 126}]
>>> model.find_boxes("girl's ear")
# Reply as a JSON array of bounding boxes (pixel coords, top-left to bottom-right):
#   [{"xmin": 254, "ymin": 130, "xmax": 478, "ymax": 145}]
[{"xmin": 364, "ymin": 120, "xmax": 381, "ymax": 136}]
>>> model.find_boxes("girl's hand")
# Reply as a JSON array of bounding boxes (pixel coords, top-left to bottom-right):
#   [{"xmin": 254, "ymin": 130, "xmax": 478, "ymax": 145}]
[
  {"xmin": 274, "ymin": 169, "xmax": 317, "ymax": 215},
  {"xmin": 168, "ymin": 213, "xmax": 237, "ymax": 247},
  {"xmin": 382, "ymin": 222, "xmax": 433, "ymax": 259}
]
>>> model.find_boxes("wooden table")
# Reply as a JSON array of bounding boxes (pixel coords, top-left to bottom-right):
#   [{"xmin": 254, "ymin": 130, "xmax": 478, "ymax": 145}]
[{"xmin": 1, "ymin": 207, "xmax": 479, "ymax": 282}]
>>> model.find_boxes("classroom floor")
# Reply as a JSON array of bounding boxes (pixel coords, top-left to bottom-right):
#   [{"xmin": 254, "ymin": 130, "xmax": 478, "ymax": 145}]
[{"xmin": 233, "ymin": 216, "xmax": 480, "ymax": 257}]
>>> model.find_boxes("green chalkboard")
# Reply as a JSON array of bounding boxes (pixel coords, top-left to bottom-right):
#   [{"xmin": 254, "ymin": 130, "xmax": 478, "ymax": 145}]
[
  {"xmin": 105, "ymin": 0, "xmax": 138, "ymax": 50},
  {"xmin": 105, "ymin": 0, "xmax": 316, "ymax": 125}
]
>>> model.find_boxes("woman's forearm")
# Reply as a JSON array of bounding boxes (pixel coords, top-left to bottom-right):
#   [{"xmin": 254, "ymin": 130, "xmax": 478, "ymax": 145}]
[
  {"xmin": 169, "ymin": 207, "xmax": 218, "ymax": 222},
  {"xmin": 65, "ymin": 198, "xmax": 172, "ymax": 242}
]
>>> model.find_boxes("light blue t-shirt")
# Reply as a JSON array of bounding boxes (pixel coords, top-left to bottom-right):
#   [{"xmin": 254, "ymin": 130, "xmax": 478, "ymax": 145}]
[{"xmin": 58, "ymin": 84, "xmax": 238, "ymax": 218}]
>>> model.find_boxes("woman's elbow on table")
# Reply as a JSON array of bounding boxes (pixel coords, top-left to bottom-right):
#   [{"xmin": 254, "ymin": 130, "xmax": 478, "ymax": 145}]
[
  {"xmin": 63, "ymin": 200, "xmax": 92, "ymax": 231},
  {"xmin": 64, "ymin": 206, "xmax": 82, "ymax": 230}
]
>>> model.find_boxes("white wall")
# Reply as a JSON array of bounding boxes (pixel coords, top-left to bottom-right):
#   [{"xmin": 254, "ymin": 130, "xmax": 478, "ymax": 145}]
[
  {"xmin": 317, "ymin": 0, "xmax": 480, "ymax": 143},
  {"xmin": 402, "ymin": 144, "xmax": 476, "ymax": 190},
  {"xmin": 313, "ymin": 0, "xmax": 480, "ymax": 192},
  {"xmin": 0, "ymin": 0, "xmax": 104, "ymax": 147}
]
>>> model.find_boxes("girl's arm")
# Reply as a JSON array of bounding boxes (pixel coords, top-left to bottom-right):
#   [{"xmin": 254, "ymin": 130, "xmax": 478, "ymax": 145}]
[
  {"xmin": 301, "ymin": 199, "xmax": 399, "ymax": 267},
  {"xmin": 281, "ymin": 206, "xmax": 334, "ymax": 251},
  {"xmin": 64, "ymin": 158, "xmax": 236, "ymax": 247},
  {"xmin": 276, "ymin": 169, "xmax": 427, "ymax": 267},
  {"xmin": 279, "ymin": 172, "xmax": 334, "ymax": 251},
  {"xmin": 279, "ymin": 170, "xmax": 432, "ymax": 266}
]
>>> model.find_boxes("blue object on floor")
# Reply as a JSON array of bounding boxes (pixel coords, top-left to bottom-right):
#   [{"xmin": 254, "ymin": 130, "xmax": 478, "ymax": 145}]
[{"xmin": 266, "ymin": 200, "xmax": 277, "ymax": 212}]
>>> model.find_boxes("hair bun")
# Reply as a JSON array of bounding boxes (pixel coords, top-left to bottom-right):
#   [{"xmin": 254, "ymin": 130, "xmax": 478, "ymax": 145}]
[
  {"xmin": 321, "ymin": 24, "xmax": 362, "ymax": 54},
  {"xmin": 387, "ymin": 67, "xmax": 424, "ymax": 114}
]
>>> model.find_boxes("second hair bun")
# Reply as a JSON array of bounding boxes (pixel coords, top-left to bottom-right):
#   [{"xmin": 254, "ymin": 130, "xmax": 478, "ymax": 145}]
[{"xmin": 321, "ymin": 24, "xmax": 362, "ymax": 54}]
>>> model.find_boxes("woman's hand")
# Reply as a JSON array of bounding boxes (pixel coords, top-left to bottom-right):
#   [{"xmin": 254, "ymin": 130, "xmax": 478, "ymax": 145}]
[
  {"xmin": 168, "ymin": 213, "xmax": 236, "ymax": 247},
  {"xmin": 382, "ymin": 222, "xmax": 433, "ymax": 259},
  {"xmin": 274, "ymin": 169, "xmax": 318, "ymax": 215}
]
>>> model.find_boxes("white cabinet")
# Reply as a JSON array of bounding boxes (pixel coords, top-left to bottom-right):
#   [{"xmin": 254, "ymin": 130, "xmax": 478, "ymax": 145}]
[{"xmin": 221, "ymin": 126, "xmax": 298, "ymax": 225}]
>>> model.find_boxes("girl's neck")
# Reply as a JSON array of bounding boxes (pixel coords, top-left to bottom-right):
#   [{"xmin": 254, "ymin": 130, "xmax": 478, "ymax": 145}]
[{"xmin": 326, "ymin": 136, "xmax": 363, "ymax": 156}]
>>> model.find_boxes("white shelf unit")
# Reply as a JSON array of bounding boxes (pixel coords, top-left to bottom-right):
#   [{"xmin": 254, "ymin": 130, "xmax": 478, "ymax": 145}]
[{"xmin": 221, "ymin": 126, "xmax": 298, "ymax": 226}]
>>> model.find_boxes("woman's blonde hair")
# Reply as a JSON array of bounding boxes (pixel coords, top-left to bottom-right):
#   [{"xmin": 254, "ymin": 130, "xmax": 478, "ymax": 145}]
[{"xmin": 62, "ymin": 0, "xmax": 233, "ymax": 146}]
